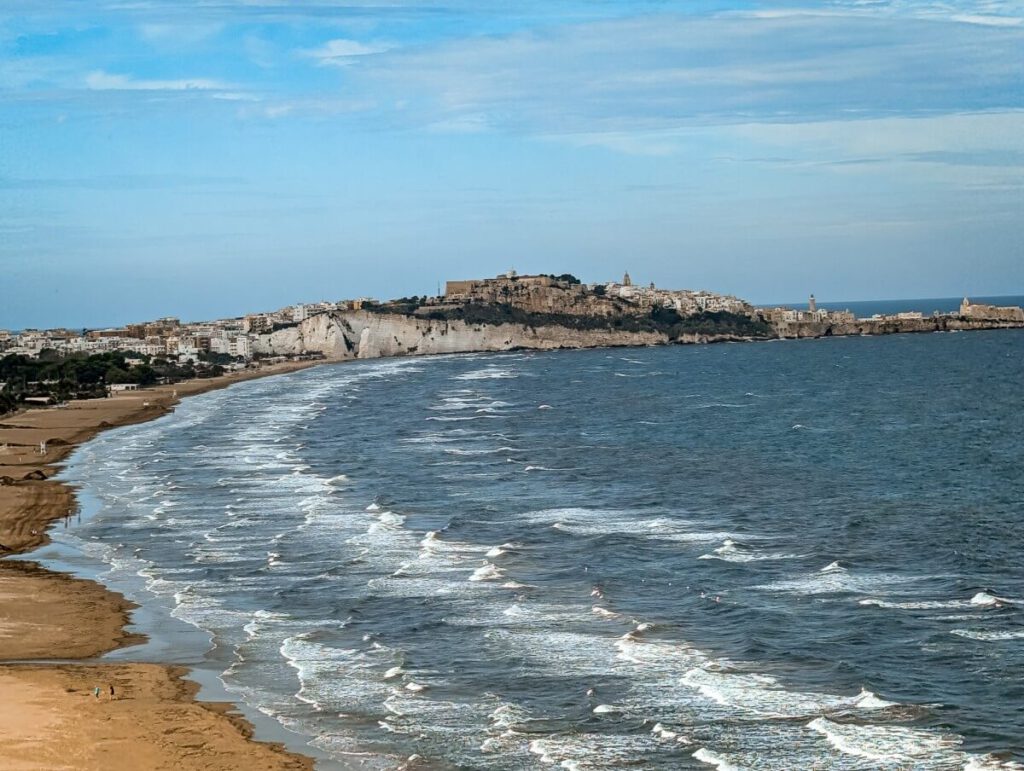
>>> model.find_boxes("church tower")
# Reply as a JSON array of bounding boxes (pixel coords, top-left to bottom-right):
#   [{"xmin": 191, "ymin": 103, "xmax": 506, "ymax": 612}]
[{"xmin": 623, "ymin": 271, "xmax": 632, "ymax": 287}]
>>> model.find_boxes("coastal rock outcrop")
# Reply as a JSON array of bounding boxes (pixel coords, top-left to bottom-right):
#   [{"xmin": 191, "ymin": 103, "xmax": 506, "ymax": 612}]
[{"xmin": 252, "ymin": 311, "xmax": 671, "ymax": 360}]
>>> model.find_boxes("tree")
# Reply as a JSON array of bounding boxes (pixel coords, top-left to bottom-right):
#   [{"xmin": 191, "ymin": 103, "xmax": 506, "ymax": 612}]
[
  {"xmin": 105, "ymin": 365, "xmax": 132, "ymax": 384},
  {"xmin": 129, "ymin": 364, "xmax": 158, "ymax": 386}
]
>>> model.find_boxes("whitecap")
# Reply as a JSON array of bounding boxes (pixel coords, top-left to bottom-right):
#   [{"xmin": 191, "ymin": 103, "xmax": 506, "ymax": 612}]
[
  {"xmin": 680, "ymin": 668, "xmax": 898, "ymax": 718},
  {"xmin": 808, "ymin": 716, "xmax": 961, "ymax": 763},
  {"xmin": 693, "ymin": 747, "xmax": 741, "ymax": 770},
  {"xmin": 951, "ymin": 629, "xmax": 1024, "ymax": 641},
  {"xmin": 469, "ymin": 563, "xmax": 505, "ymax": 582},
  {"xmin": 970, "ymin": 591, "xmax": 1013, "ymax": 606}
]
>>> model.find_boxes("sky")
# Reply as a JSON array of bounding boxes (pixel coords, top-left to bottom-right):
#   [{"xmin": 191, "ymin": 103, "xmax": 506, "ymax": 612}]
[{"xmin": 1, "ymin": 0, "xmax": 1022, "ymax": 328}]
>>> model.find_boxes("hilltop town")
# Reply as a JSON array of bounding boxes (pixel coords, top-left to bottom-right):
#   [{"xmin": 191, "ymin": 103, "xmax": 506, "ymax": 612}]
[
  {"xmin": 2, "ymin": 272, "xmax": 1022, "ymax": 410},
  {"xmin": 0, "ymin": 272, "xmax": 755, "ymax": 362}
]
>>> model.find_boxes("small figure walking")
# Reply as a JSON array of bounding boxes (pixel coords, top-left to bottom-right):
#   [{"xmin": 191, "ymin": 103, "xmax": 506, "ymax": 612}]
[
  {"xmin": 109, "ymin": 685, "xmax": 115, "ymax": 701},
  {"xmin": 93, "ymin": 686, "xmax": 100, "ymax": 699}
]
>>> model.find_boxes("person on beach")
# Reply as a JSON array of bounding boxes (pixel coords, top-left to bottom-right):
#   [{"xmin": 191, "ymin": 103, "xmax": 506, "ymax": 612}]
[
  {"xmin": 109, "ymin": 685, "xmax": 115, "ymax": 700},
  {"xmin": 93, "ymin": 686, "xmax": 100, "ymax": 699}
]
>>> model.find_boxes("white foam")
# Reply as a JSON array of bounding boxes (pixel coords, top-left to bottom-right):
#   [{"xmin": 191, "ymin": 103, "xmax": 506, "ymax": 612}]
[
  {"xmin": 860, "ymin": 598, "xmax": 967, "ymax": 609},
  {"xmin": 808, "ymin": 716, "xmax": 961, "ymax": 764},
  {"xmin": 693, "ymin": 747, "xmax": 740, "ymax": 770},
  {"xmin": 468, "ymin": 563, "xmax": 505, "ymax": 582},
  {"xmin": 528, "ymin": 734, "xmax": 660, "ymax": 769},
  {"xmin": 680, "ymin": 668, "xmax": 897, "ymax": 718},
  {"xmin": 853, "ymin": 688, "xmax": 898, "ymax": 709},
  {"xmin": 951, "ymin": 629, "xmax": 1024, "ymax": 641},
  {"xmin": 754, "ymin": 564, "xmax": 920, "ymax": 595},
  {"xmin": 698, "ymin": 538, "xmax": 804, "ymax": 563},
  {"xmin": 971, "ymin": 591, "xmax": 1012, "ymax": 606},
  {"xmin": 964, "ymin": 756, "xmax": 1024, "ymax": 770}
]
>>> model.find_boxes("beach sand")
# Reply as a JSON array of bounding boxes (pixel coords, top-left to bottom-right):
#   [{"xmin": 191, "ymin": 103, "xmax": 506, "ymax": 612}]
[
  {"xmin": 0, "ymin": 362, "xmax": 320, "ymax": 770},
  {"xmin": 0, "ymin": 664, "xmax": 309, "ymax": 771}
]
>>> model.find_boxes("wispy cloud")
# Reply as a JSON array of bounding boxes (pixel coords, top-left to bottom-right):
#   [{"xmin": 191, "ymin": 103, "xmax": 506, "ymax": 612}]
[
  {"xmin": 302, "ymin": 38, "xmax": 393, "ymax": 66},
  {"xmin": 84, "ymin": 70, "xmax": 231, "ymax": 91},
  {"xmin": 949, "ymin": 14, "xmax": 1023, "ymax": 26},
  {"xmin": 359, "ymin": 13, "xmax": 1024, "ymax": 135}
]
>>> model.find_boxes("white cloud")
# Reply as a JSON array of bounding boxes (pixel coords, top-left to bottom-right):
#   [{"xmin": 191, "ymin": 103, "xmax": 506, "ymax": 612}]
[
  {"xmin": 304, "ymin": 38, "xmax": 392, "ymax": 66},
  {"xmin": 949, "ymin": 14, "xmax": 1023, "ymax": 26},
  {"xmin": 85, "ymin": 70, "xmax": 230, "ymax": 91}
]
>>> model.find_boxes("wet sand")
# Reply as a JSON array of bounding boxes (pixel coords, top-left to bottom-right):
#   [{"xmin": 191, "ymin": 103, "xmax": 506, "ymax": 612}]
[{"xmin": 0, "ymin": 362, "xmax": 320, "ymax": 770}]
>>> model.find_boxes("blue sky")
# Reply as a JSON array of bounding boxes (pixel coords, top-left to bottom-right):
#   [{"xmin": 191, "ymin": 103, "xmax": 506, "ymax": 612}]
[{"xmin": 1, "ymin": 0, "xmax": 1022, "ymax": 328}]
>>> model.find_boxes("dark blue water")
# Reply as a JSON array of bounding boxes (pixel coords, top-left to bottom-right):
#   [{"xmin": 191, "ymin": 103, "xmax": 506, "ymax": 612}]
[
  {"xmin": 767, "ymin": 295, "xmax": 1024, "ymax": 318},
  {"xmin": 53, "ymin": 330, "xmax": 1024, "ymax": 770}
]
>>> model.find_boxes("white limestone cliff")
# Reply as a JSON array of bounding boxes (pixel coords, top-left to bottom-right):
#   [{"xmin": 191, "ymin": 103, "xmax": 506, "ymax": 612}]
[{"xmin": 252, "ymin": 311, "xmax": 671, "ymax": 360}]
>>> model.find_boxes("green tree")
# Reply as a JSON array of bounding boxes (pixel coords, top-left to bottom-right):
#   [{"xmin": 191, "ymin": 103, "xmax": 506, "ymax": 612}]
[{"xmin": 105, "ymin": 365, "xmax": 132, "ymax": 384}]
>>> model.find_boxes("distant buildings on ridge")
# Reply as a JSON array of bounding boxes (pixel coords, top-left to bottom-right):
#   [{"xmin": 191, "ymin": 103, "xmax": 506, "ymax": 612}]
[{"xmin": 2, "ymin": 275, "xmax": 1022, "ymax": 365}]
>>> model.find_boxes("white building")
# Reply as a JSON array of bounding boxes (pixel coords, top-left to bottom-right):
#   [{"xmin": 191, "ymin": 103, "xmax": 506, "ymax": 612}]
[{"xmin": 229, "ymin": 335, "xmax": 252, "ymax": 359}]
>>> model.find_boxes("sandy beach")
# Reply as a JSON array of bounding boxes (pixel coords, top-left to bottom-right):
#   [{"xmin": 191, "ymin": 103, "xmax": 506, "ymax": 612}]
[{"xmin": 0, "ymin": 362, "xmax": 319, "ymax": 770}]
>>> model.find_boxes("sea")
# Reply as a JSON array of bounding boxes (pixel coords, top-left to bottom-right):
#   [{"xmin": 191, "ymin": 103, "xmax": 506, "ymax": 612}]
[{"xmin": 31, "ymin": 326, "xmax": 1024, "ymax": 770}]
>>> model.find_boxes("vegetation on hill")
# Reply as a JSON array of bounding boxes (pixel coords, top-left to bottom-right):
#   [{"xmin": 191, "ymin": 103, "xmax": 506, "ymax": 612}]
[
  {"xmin": 386, "ymin": 302, "xmax": 772, "ymax": 339},
  {"xmin": 541, "ymin": 273, "xmax": 582, "ymax": 284}
]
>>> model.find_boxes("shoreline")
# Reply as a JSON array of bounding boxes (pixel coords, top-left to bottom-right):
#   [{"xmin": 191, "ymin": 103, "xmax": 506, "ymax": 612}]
[{"xmin": 0, "ymin": 360, "xmax": 321, "ymax": 771}]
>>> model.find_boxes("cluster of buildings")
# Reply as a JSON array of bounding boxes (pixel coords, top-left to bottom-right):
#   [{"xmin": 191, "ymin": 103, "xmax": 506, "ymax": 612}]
[
  {"xmin": 761, "ymin": 295, "xmax": 857, "ymax": 325},
  {"xmin": 762, "ymin": 294, "xmax": 1024, "ymax": 327},
  {"xmin": 440, "ymin": 271, "xmax": 752, "ymax": 317},
  {"xmin": 0, "ymin": 300, "xmax": 366, "ymax": 363}
]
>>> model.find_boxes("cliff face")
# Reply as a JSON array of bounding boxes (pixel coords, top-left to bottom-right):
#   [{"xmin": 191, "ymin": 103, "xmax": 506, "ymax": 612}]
[{"xmin": 252, "ymin": 311, "xmax": 673, "ymax": 360}]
